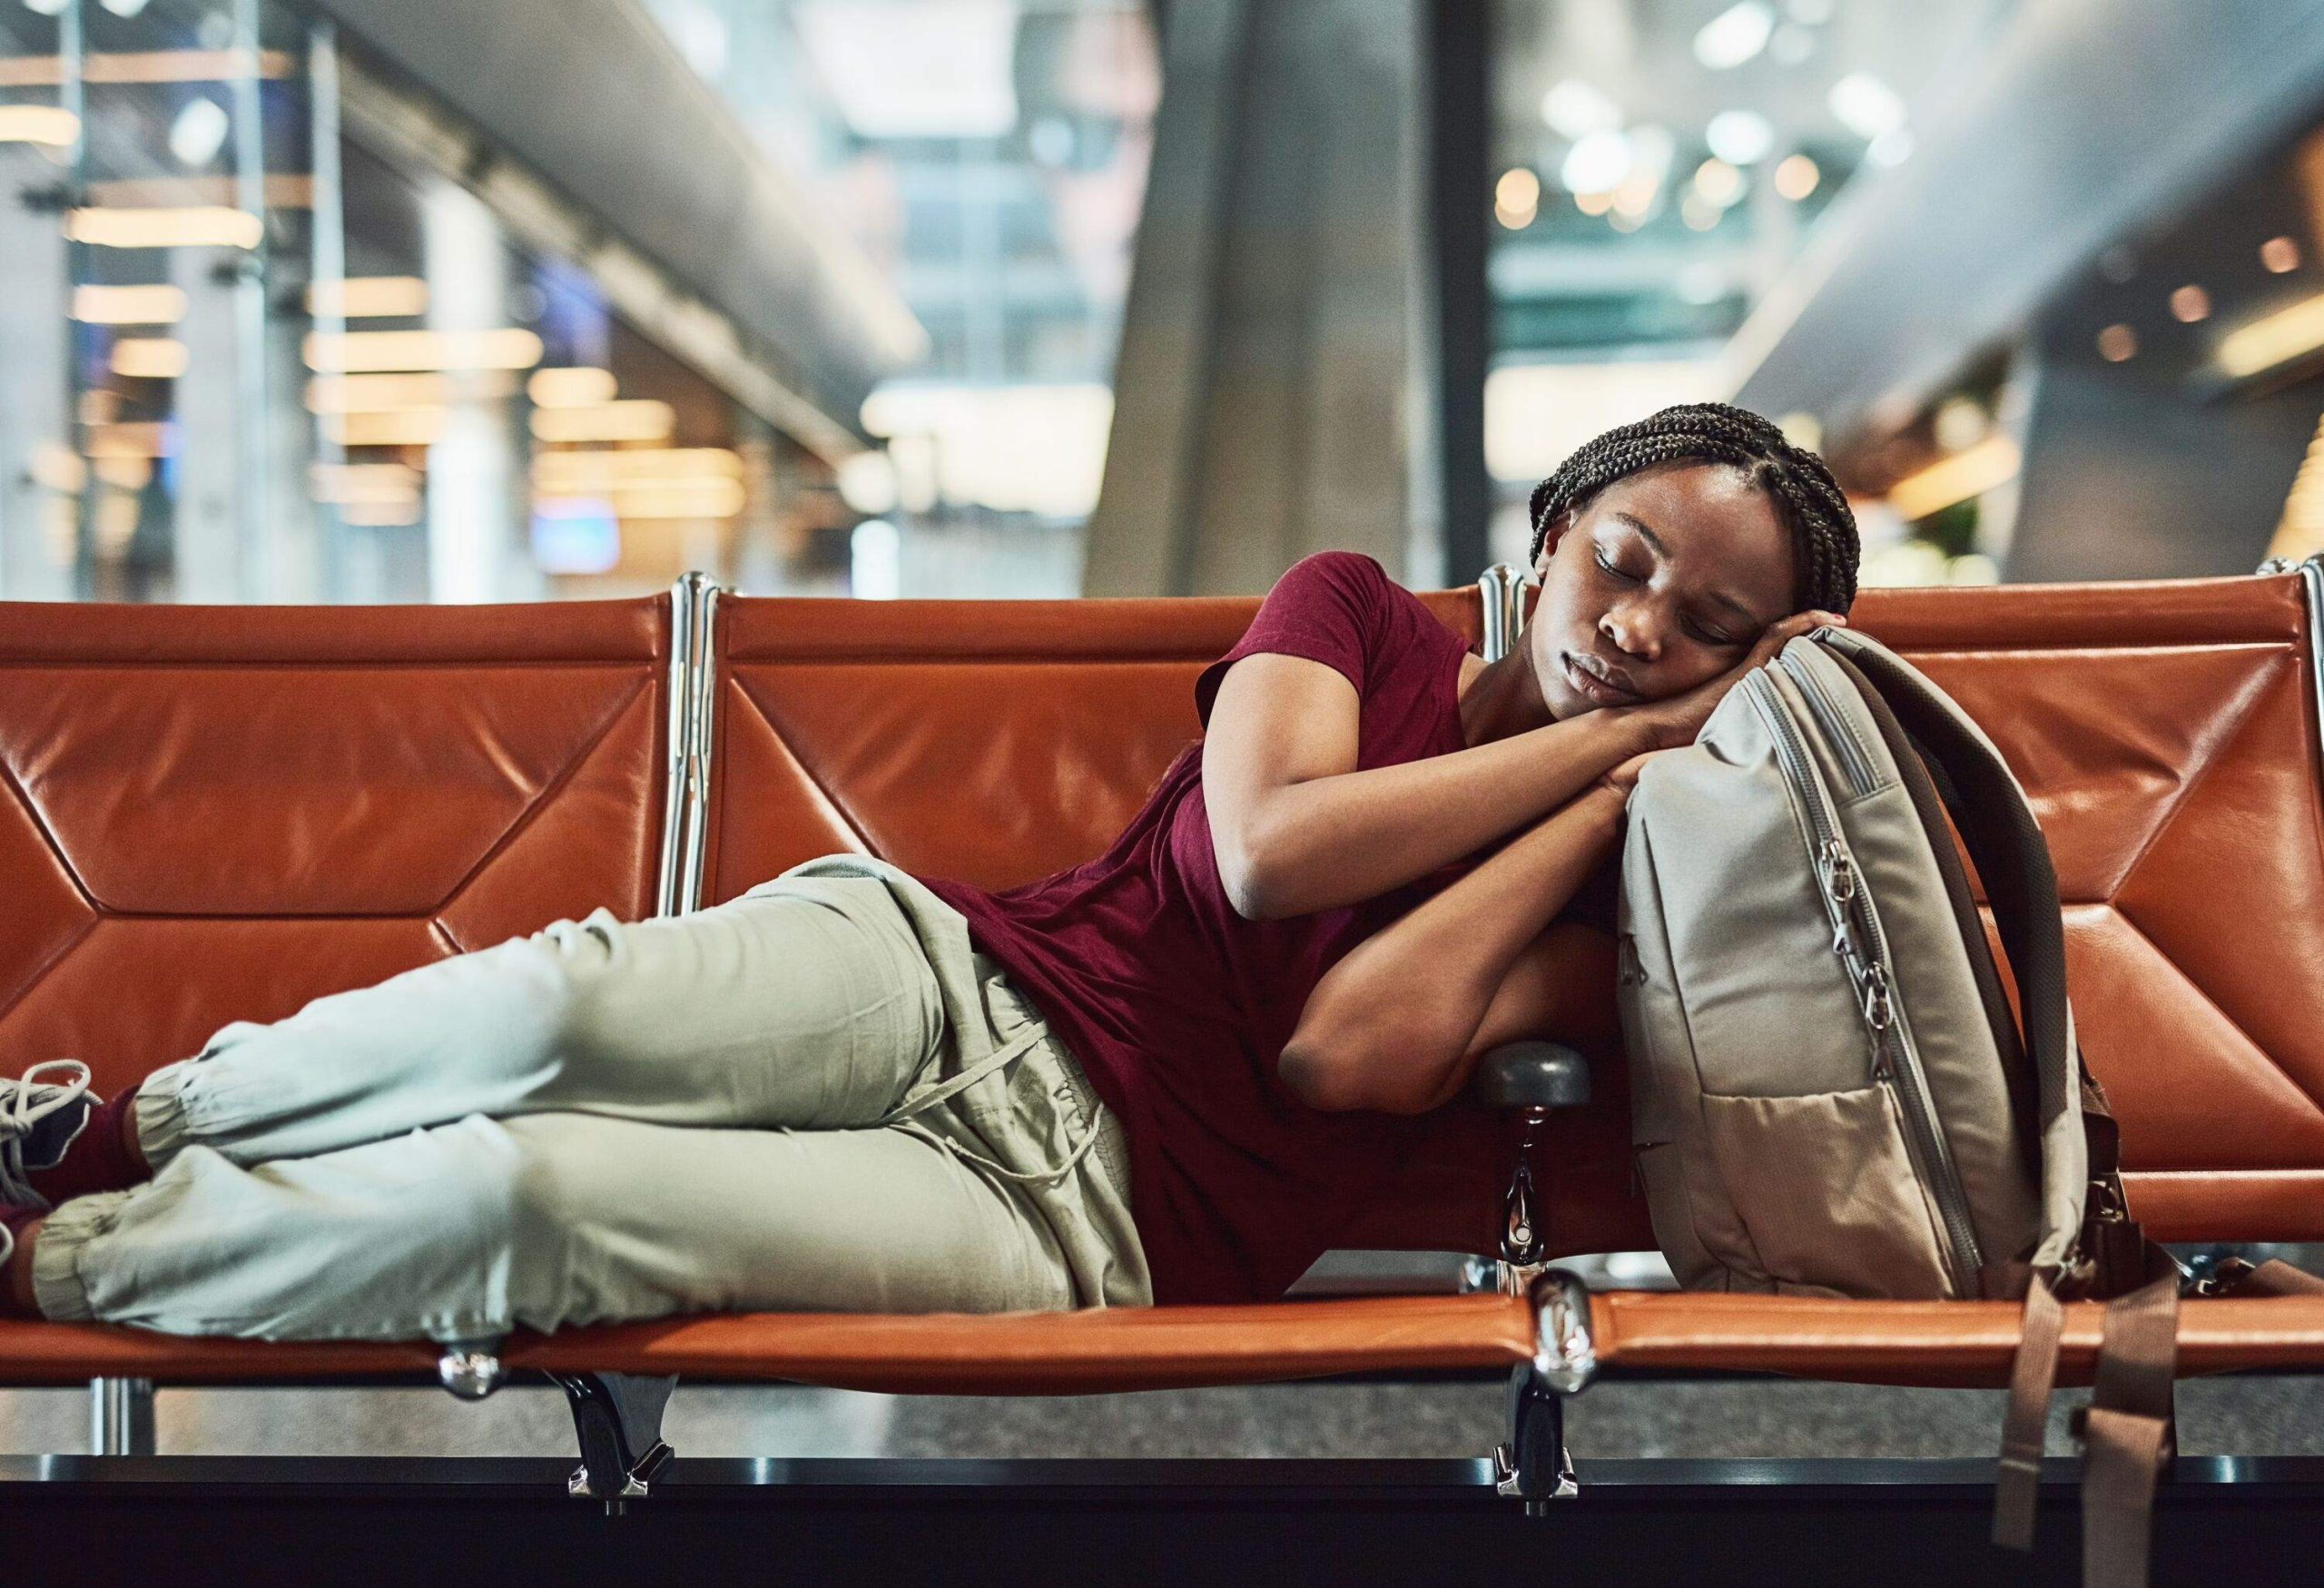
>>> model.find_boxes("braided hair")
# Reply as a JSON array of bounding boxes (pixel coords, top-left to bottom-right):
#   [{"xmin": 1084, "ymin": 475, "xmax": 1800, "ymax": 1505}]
[{"xmin": 1527, "ymin": 402, "xmax": 1860, "ymax": 616}]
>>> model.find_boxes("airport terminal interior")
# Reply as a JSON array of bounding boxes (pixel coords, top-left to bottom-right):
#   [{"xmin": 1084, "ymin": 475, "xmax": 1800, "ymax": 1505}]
[{"xmin": 1, "ymin": 0, "xmax": 2322, "ymax": 1554}]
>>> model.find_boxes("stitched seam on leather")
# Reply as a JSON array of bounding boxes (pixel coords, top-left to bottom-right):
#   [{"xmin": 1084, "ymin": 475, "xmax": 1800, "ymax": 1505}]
[
  {"xmin": 428, "ymin": 672, "xmax": 655, "ymax": 920},
  {"xmin": 2101, "ymin": 646, "xmax": 2288, "ymax": 906},
  {"xmin": 729, "ymin": 676, "xmax": 878, "ymax": 858},
  {"xmin": 2102, "ymin": 906, "xmax": 2324, "ymax": 1130},
  {"xmin": 0, "ymin": 913, "xmax": 99, "ymax": 1029},
  {"xmin": 0, "ymin": 735, "xmax": 98, "ymax": 912}
]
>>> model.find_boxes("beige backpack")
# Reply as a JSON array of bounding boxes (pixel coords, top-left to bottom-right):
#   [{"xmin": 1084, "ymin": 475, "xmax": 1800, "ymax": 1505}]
[
  {"xmin": 1610, "ymin": 626, "xmax": 2320, "ymax": 1587},
  {"xmin": 1616, "ymin": 626, "xmax": 2090, "ymax": 1302}
]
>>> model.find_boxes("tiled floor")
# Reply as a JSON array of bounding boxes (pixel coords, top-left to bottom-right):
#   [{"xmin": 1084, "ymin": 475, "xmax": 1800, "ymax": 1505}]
[{"xmin": 2, "ymin": 1373, "xmax": 2317, "ymax": 1461}]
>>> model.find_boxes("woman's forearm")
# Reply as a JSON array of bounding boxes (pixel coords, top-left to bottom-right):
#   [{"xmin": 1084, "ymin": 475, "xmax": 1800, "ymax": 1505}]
[
  {"xmin": 1216, "ymin": 706, "xmax": 1649, "ymax": 919},
  {"xmin": 1279, "ymin": 784, "xmax": 1629, "ymax": 1114}
]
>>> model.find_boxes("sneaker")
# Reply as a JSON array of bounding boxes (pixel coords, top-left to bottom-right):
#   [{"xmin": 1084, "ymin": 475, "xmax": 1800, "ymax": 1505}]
[{"xmin": 0, "ymin": 1060, "xmax": 96, "ymax": 1210}]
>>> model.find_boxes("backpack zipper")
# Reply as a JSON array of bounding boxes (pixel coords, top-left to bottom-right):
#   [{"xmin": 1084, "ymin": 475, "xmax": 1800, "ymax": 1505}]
[
  {"xmin": 1745, "ymin": 670, "xmax": 1985, "ymax": 1292},
  {"xmin": 1775, "ymin": 646, "xmax": 1881, "ymax": 798}
]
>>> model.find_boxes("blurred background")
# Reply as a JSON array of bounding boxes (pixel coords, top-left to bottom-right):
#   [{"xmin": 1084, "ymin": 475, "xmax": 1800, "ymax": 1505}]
[{"xmin": 2, "ymin": 0, "xmax": 2322, "ymax": 604}]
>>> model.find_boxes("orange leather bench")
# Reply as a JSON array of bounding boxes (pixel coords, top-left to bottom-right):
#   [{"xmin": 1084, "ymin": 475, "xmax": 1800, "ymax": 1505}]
[{"xmin": 2, "ymin": 561, "xmax": 2321, "ymax": 1504}]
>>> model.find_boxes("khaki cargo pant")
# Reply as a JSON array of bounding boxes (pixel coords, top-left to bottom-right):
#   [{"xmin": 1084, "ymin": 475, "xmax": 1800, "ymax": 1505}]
[{"xmin": 31, "ymin": 857, "xmax": 1152, "ymax": 1341}]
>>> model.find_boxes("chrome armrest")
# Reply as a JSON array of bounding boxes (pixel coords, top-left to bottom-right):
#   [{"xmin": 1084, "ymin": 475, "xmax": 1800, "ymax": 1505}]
[
  {"xmin": 1469, "ymin": 1042, "xmax": 1592, "ymax": 1280},
  {"xmin": 1469, "ymin": 1041, "xmax": 1591, "ymax": 1110}
]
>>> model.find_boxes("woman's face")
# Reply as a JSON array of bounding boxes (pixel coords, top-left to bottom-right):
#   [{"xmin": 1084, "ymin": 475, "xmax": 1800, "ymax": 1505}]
[{"xmin": 1526, "ymin": 460, "xmax": 1798, "ymax": 720}]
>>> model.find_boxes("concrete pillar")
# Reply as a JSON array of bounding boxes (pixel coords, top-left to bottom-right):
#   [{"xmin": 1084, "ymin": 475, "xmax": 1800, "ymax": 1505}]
[
  {"xmin": 1083, "ymin": 0, "xmax": 1436, "ymax": 596},
  {"xmin": 422, "ymin": 177, "xmax": 537, "ymax": 603},
  {"xmin": 2006, "ymin": 316, "xmax": 2319, "ymax": 583},
  {"xmin": 0, "ymin": 148, "xmax": 71, "ymax": 602}
]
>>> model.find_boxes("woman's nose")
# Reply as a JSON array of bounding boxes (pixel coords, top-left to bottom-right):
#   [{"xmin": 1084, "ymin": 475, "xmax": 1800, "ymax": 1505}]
[{"xmin": 1601, "ymin": 600, "xmax": 1662, "ymax": 662}]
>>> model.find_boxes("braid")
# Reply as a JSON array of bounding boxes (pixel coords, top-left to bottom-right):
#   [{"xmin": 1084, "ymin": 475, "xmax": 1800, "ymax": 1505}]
[{"xmin": 1527, "ymin": 401, "xmax": 1859, "ymax": 615}]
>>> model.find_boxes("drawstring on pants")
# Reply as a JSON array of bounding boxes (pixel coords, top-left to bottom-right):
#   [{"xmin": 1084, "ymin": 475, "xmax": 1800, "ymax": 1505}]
[{"xmin": 876, "ymin": 1019, "xmax": 1106, "ymax": 1188}]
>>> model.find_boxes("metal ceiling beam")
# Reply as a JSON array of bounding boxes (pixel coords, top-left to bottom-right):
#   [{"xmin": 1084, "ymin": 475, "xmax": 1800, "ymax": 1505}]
[
  {"xmin": 1730, "ymin": 0, "xmax": 2324, "ymax": 447},
  {"xmin": 310, "ymin": 0, "xmax": 924, "ymax": 459}
]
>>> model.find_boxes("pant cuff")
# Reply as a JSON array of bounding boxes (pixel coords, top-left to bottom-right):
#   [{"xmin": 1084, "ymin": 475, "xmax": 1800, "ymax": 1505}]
[
  {"xmin": 128, "ymin": 1060, "xmax": 201, "ymax": 1176},
  {"xmin": 26, "ymin": 1189, "xmax": 128, "ymax": 1323}
]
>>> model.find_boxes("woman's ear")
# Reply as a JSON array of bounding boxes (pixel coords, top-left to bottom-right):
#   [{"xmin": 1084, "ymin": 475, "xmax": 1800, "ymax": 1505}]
[{"xmin": 1532, "ymin": 508, "xmax": 1572, "ymax": 578}]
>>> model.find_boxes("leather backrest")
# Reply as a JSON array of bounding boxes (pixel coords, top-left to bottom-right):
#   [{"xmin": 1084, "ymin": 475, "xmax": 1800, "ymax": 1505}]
[
  {"xmin": 704, "ymin": 590, "xmax": 1485, "ymax": 895},
  {"xmin": 706, "ymin": 571, "xmax": 2324, "ymax": 1256},
  {"xmin": 0, "ymin": 598, "xmax": 670, "ymax": 1100}
]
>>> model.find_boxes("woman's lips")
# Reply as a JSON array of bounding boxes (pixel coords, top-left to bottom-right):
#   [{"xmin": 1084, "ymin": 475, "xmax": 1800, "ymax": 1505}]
[{"xmin": 1561, "ymin": 652, "xmax": 1639, "ymax": 705}]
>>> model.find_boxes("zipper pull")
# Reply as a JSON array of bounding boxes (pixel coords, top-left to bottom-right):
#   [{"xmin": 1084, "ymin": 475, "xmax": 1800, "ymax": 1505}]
[
  {"xmin": 1859, "ymin": 962, "xmax": 1894, "ymax": 1031},
  {"xmin": 1819, "ymin": 839, "xmax": 1856, "ymax": 903}
]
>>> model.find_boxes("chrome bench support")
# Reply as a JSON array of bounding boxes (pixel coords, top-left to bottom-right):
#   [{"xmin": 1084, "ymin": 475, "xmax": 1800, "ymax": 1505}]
[
  {"xmin": 89, "ymin": 1376, "xmax": 154, "ymax": 1455},
  {"xmin": 548, "ymin": 1371, "xmax": 678, "ymax": 1512},
  {"xmin": 1494, "ymin": 1269, "xmax": 1593, "ymax": 1513}
]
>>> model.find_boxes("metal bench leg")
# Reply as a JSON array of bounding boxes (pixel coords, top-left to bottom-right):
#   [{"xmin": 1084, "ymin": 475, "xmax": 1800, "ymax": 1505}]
[
  {"xmin": 547, "ymin": 1371, "xmax": 678, "ymax": 1513},
  {"xmin": 1495, "ymin": 1362, "xmax": 1575, "ymax": 1513},
  {"xmin": 90, "ymin": 1377, "xmax": 156, "ymax": 1455},
  {"xmin": 1492, "ymin": 1269, "xmax": 1594, "ymax": 1514}
]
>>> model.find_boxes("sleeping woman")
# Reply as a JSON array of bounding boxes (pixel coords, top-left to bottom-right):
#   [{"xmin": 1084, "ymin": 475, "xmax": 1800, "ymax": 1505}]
[{"xmin": 0, "ymin": 401, "xmax": 1856, "ymax": 1338}]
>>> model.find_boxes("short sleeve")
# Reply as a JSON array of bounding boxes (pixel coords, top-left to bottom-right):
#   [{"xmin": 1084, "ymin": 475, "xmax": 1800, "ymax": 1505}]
[{"xmin": 1194, "ymin": 552, "xmax": 1394, "ymax": 726}]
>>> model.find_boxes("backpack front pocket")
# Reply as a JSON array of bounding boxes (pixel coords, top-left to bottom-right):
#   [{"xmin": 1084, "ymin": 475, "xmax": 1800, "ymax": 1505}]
[{"xmin": 1698, "ymin": 1085, "xmax": 1959, "ymax": 1299}]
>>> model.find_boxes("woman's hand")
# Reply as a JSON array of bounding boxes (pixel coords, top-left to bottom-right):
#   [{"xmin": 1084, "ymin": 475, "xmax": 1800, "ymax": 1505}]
[
  {"xmin": 1625, "ymin": 608, "xmax": 1847, "ymax": 752},
  {"xmin": 1594, "ymin": 747, "xmax": 1675, "ymax": 798}
]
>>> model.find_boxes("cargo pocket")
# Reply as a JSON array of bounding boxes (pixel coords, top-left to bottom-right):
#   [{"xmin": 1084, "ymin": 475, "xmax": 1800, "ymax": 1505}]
[{"xmin": 1698, "ymin": 1086, "xmax": 1955, "ymax": 1299}]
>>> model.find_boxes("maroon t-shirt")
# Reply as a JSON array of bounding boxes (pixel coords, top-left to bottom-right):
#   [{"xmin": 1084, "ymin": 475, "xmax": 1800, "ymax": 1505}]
[{"xmin": 920, "ymin": 552, "xmax": 1476, "ymax": 1305}]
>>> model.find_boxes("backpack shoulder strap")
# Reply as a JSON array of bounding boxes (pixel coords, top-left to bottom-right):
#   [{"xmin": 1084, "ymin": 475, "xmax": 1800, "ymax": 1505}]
[{"xmin": 1816, "ymin": 628, "xmax": 2088, "ymax": 1271}]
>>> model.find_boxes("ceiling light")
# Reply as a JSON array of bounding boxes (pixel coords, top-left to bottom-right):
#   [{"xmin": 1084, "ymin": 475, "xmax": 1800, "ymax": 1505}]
[
  {"xmin": 1574, "ymin": 189, "xmax": 1614, "ymax": 216},
  {"xmin": 1681, "ymin": 193, "xmax": 1721, "ymax": 232},
  {"xmin": 1887, "ymin": 435, "xmax": 2020, "ymax": 521},
  {"xmin": 110, "ymin": 338, "xmax": 189, "ymax": 380},
  {"xmin": 1827, "ymin": 72, "xmax": 1905, "ymax": 139},
  {"xmin": 2169, "ymin": 285, "xmax": 2211, "ymax": 323},
  {"xmin": 527, "ymin": 366, "xmax": 618, "ymax": 408},
  {"xmin": 1933, "ymin": 397, "xmax": 1988, "ymax": 452},
  {"xmin": 527, "ymin": 399, "xmax": 676, "ymax": 444},
  {"xmin": 1774, "ymin": 153, "xmax": 1819, "ymax": 200},
  {"xmin": 2261, "ymin": 236, "xmax": 2301, "ymax": 273},
  {"xmin": 166, "ymin": 97, "xmax": 230, "ymax": 167},
  {"xmin": 309, "ymin": 461, "xmax": 421, "ymax": 507},
  {"xmin": 2096, "ymin": 323, "xmax": 2138, "ymax": 362},
  {"xmin": 68, "ymin": 205, "xmax": 261, "ymax": 249},
  {"xmin": 0, "ymin": 104, "xmax": 77, "ymax": 145},
  {"xmin": 1495, "ymin": 167, "xmax": 1541, "ymax": 228},
  {"xmin": 21, "ymin": 0, "xmax": 67, "ymax": 15},
  {"xmin": 71, "ymin": 283, "xmax": 186, "ymax": 323},
  {"xmin": 1560, "ymin": 130, "xmax": 1631, "ymax": 195},
  {"xmin": 91, "ymin": 454, "xmax": 152, "ymax": 491},
  {"xmin": 2264, "ymin": 412, "xmax": 2324, "ymax": 565},
  {"xmin": 84, "ymin": 421, "xmax": 168, "ymax": 459},
  {"xmin": 1693, "ymin": 158, "xmax": 1745, "ymax": 206},
  {"xmin": 304, "ymin": 373, "xmax": 456, "ymax": 413},
  {"xmin": 323, "ymin": 409, "xmax": 448, "ymax": 448},
  {"xmin": 1694, "ymin": 3, "xmax": 1775, "ymax": 71},
  {"xmin": 303, "ymin": 328, "xmax": 543, "ymax": 373},
  {"xmin": 1705, "ymin": 110, "xmax": 1774, "ymax": 166},
  {"xmin": 306, "ymin": 276, "xmax": 428, "ymax": 319},
  {"xmin": 1866, "ymin": 127, "xmax": 1914, "ymax": 167},
  {"xmin": 2216, "ymin": 294, "xmax": 2324, "ymax": 379},
  {"xmin": 603, "ymin": 479, "xmax": 746, "ymax": 520},
  {"xmin": 531, "ymin": 448, "xmax": 743, "ymax": 492},
  {"xmin": 99, "ymin": 0, "xmax": 153, "ymax": 15},
  {"xmin": 1539, "ymin": 79, "xmax": 1620, "ymax": 140}
]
